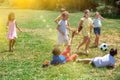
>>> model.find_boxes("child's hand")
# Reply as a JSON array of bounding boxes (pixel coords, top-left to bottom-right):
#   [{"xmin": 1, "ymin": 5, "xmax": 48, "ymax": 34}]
[
  {"xmin": 19, "ymin": 29, "xmax": 22, "ymax": 32},
  {"xmin": 75, "ymin": 31, "xmax": 79, "ymax": 35}
]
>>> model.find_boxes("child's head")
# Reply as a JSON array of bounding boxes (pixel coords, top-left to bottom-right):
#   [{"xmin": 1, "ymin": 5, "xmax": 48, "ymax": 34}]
[
  {"xmin": 8, "ymin": 12, "xmax": 15, "ymax": 21},
  {"xmin": 110, "ymin": 48, "xmax": 117, "ymax": 56},
  {"xmin": 52, "ymin": 47, "xmax": 61, "ymax": 56},
  {"xmin": 60, "ymin": 8, "xmax": 66, "ymax": 13},
  {"xmin": 62, "ymin": 11, "xmax": 69, "ymax": 20},
  {"xmin": 95, "ymin": 12, "xmax": 100, "ymax": 18},
  {"xmin": 84, "ymin": 9, "xmax": 90, "ymax": 18}
]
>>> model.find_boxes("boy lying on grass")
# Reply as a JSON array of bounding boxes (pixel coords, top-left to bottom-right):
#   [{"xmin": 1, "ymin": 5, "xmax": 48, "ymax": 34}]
[
  {"xmin": 76, "ymin": 48, "xmax": 118, "ymax": 68},
  {"xmin": 42, "ymin": 45, "xmax": 78, "ymax": 68}
]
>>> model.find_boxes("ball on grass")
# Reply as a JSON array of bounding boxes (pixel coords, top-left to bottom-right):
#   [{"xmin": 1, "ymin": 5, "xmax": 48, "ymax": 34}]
[{"xmin": 100, "ymin": 43, "xmax": 108, "ymax": 51}]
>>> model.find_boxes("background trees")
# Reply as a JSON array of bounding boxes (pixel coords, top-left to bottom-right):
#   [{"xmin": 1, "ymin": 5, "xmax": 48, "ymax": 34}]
[{"xmin": 0, "ymin": 0, "xmax": 120, "ymax": 17}]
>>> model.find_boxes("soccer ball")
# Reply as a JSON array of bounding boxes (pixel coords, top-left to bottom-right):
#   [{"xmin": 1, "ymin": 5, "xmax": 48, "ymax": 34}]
[{"xmin": 100, "ymin": 43, "xmax": 108, "ymax": 51}]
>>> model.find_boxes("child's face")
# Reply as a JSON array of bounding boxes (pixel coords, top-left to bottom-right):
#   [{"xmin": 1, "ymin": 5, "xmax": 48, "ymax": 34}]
[
  {"xmin": 85, "ymin": 13, "xmax": 90, "ymax": 18},
  {"xmin": 95, "ymin": 13, "xmax": 100, "ymax": 18},
  {"xmin": 63, "ymin": 15, "xmax": 68, "ymax": 20}
]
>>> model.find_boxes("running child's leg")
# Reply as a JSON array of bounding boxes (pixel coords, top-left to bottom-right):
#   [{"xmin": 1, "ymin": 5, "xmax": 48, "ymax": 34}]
[{"xmin": 9, "ymin": 40, "xmax": 12, "ymax": 51}]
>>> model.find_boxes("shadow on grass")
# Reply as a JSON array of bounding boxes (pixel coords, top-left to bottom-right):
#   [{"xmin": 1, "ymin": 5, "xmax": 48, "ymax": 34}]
[
  {"xmin": 77, "ymin": 52, "xmax": 88, "ymax": 56},
  {"xmin": 0, "ymin": 50, "xmax": 9, "ymax": 53}
]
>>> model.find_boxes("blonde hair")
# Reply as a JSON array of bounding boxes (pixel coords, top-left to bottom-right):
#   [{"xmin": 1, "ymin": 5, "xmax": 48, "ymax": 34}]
[
  {"xmin": 60, "ymin": 8, "xmax": 66, "ymax": 12},
  {"xmin": 95, "ymin": 11, "xmax": 100, "ymax": 16},
  {"xmin": 84, "ymin": 9, "xmax": 90, "ymax": 14},
  {"xmin": 8, "ymin": 12, "xmax": 15, "ymax": 21},
  {"xmin": 84, "ymin": 9, "xmax": 90, "ymax": 17},
  {"xmin": 61, "ymin": 11, "xmax": 69, "ymax": 17}
]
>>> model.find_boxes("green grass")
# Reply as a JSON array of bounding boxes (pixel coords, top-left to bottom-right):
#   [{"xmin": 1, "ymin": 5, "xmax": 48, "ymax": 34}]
[{"xmin": 0, "ymin": 8, "xmax": 120, "ymax": 80}]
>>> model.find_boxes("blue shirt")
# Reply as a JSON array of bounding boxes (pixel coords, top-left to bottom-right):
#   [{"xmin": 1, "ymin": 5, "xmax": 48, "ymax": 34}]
[{"xmin": 50, "ymin": 55, "xmax": 66, "ymax": 65}]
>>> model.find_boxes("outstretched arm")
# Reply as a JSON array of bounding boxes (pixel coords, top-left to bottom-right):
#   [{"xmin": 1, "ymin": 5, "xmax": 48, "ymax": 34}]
[
  {"xmin": 77, "ymin": 20, "xmax": 83, "ymax": 33},
  {"xmin": 15, "ymin": 21, "xmax": 22, "ymax": 32},
  {"xmin": 100, "ymin": 15, "xmax": 104, "ymax": 20}
]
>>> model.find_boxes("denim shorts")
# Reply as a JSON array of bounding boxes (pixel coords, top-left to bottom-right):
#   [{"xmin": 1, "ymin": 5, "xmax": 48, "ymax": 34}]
[{"xmin": 94, "ymin": 27, "xmax": 101, "ymax": 35}]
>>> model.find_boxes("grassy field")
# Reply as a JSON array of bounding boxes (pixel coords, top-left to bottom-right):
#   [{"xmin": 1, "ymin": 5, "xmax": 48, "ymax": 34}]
[{"xmin": 0, "ymin": 8, "xmax": 120, "ymax": 80}]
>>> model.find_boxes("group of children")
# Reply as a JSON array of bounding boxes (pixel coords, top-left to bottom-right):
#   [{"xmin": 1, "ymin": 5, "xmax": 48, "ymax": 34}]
[
  {"xmin": 55, "ymin": 9, "xmax": 104, "ymax": 54},
  {"xmin": 42, "ymin": 8, "xmax": 118, "ymax": 68},
  {"xmin": 6, "ymin": 9, "xmax": 118, "ymax": 68}
]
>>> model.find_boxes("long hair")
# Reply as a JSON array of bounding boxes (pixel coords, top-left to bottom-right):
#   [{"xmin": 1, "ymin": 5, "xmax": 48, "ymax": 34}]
[{"xmin": 8, "ymin": 12, "xmax": 15, "ymax": 21}]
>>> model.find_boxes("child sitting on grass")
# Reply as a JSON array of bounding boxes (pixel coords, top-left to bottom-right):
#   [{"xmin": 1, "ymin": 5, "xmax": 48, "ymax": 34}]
[
  {"xmin": 51, "ymin": 45, "xmax": 78, "ymax": 64},
  {"xmin": 42, "ymin": 39, "xmax": 78, "ymax": 67},
  {"xmin": 76, "ymin": 48, "xmax": 118, "ymax": 68}
]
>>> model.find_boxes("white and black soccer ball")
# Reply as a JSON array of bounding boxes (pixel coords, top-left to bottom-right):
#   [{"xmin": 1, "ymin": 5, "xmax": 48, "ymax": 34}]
[{"xmin": 100, "ymin": 43, "xmax": 108, "ymax": 51}]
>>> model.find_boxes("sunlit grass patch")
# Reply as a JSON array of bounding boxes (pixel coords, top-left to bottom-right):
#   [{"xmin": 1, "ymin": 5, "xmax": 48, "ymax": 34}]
[{"xmin": 0, "ymin": 8, "xmax": 120, "ymax": 80}]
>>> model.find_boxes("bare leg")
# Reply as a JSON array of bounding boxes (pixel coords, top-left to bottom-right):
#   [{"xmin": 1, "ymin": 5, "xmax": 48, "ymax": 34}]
[
  {"xmin": 85, "ymin": 36, "xmax": 90, "ymax": 53},
  {"xmin": 77, "ymin": 36, "xmax": 88, "ymax": 51},
  {"xmin": 9, "ymin": 40, "xmax": 12, "ymax": 52},
  {"xmin": 11, "ymin": 39, "xmax": 16, "ymax": 51},
  {"xmin": 94, "ymin": 34, "xmax": 99, "ymax": 47},
  {"xmin": 76, "ymin": 58, "xmax": 92, "ymax": 63},
  {"xmin": 96, "ymin": 35, "xmax": 100, "ymax": 47}
]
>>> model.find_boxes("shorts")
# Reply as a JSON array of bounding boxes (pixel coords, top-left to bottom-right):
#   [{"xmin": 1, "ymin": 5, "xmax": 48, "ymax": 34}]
[
  {"xmin": 57, "ymin": 33, "xmax": 69, "ymax": 45},
  {"xmin": 94, "ymin": 27, "xmax": 101, "ymax": 35}
]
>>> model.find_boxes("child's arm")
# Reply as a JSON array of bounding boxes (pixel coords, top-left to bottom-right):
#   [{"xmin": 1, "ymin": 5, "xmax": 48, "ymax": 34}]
[
  {"xmin": 90, "ymin": 22, "xmax": 93, "ymax": 34},
  {"xmin": 54, "ymin": 15, "xmax": 61, "ymax": 24},
  {"xmin": 15, "ymin": 21, "xmax": 22, "ymax": 32},
  {"xmin": 99, "ymin": 15, "xmax": 104, "ymax": 20},
  {"xmin": 66, "ymin": 21, "xmax": 73, "ymax": 32},
  {"xmin": 77, "ymin": 20, "xmax": 83, "ymax": 33},
  {"xmin": 57, "ymin": 25, "xmax": 65, "ymax": 35}
]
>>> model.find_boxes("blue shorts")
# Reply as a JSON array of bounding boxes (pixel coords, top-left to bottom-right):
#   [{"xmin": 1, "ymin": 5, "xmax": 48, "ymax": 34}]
[{"xmin": 94, "ymin": 27, "xmax": 101, "ymax": 35}]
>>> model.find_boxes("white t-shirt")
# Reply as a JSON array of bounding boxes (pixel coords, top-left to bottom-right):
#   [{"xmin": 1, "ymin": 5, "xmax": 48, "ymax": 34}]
[
  {"xmin": 93, "ymin": 18, "xmax": 102, "ymax": 27},
  {"xmin": 92, "ymin": 54, "xmax": 115, "ymax": 67},
  {"xmin": 58, "ymin": 20, "xmax": 68, "ymax": 35}
]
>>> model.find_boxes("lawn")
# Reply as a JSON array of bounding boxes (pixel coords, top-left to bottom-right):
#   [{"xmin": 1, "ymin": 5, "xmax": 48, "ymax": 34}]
[{"xmin": 0, "ymin": 8, "xmax": 120, "ymax": 80}]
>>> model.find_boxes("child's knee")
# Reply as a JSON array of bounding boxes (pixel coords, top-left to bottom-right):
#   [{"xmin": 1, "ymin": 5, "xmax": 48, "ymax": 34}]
[{"xmin": 70, "ymin": 54, "xmax": 78, "ymax": 60}]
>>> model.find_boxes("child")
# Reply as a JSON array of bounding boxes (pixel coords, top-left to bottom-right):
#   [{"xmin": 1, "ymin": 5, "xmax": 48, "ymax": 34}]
[
  {"xmin": 57, "ymin": 11, "xmax": 72, "ymax": 46},
  {"xmin": 93, "ymin": 12, "xmax": 104, "ymax": 47},
  {"xmin": 42, "ymin": 37, "xmax": 78, "ymax": 67},
  {"xmin": 54, "ymin": 8, "xmax": 66, "ymax": 24},
  {"xmin": 42, "ymin": 45, "xmax": 78, "ymax": 67},
  {"xmin": 75, "ymin": 9, "xmax": 93, "ymax": 54},
  {"xmin": 51, "ymin": 45, "xmax": 78, "ymax": 64},
  {"xmin": 7, "ymin": 12, "xmax": 22, "ymax": 52},
  {"xmin": 76, "ymin": 48, "xmax": 117, "ymax": 68}
]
